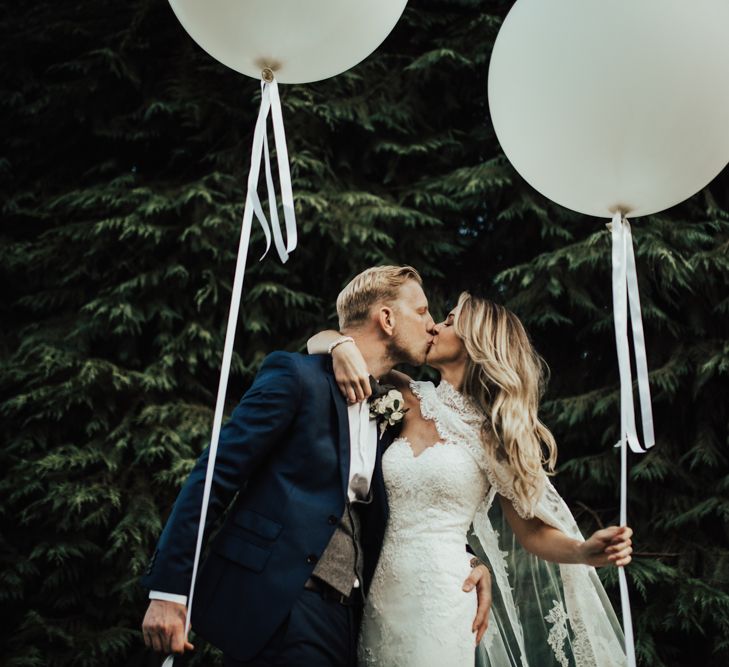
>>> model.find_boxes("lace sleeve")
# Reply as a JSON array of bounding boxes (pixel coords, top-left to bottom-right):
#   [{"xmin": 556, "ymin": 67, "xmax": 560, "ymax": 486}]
[{"xmin": 482, "ymin": 452, "xmax": 546, "ymax": 520}]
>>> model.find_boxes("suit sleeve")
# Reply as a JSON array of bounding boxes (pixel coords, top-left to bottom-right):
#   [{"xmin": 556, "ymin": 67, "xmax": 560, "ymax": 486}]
[{"xmin": 140, "ymin": 351, "xmax": 302, "ymax": 595}]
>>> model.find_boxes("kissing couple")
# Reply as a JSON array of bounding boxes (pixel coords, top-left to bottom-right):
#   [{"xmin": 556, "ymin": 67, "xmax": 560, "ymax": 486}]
[{"xmin": 142, "ymin": 265, "xmax": 632, "ymax": 666}]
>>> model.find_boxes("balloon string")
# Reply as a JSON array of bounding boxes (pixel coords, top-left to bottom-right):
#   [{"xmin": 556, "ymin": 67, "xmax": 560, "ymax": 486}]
[
  {"xmin": 610, "ymin": 212, "xmax": 656, "ymax": 667},
  {"xmin": 162, "ymin": 75, "xmax": 296, "ymax": 667}
]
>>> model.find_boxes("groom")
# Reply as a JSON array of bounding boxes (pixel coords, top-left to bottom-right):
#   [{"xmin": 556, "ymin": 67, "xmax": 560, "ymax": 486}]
[{"xmin": 140, "ymin": 265, "xmax": 491, "ymax": 666}]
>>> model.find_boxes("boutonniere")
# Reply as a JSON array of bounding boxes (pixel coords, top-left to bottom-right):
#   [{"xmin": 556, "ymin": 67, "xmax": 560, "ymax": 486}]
[{"xmin": 369, "ymin": 387, "xmax": 408, "ymax": 437}]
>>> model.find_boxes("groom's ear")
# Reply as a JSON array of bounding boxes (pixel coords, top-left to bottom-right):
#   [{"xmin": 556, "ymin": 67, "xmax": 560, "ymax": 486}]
[{"xmin": 378, "ymin": 306, "xmax": 395, "ymax": 337}]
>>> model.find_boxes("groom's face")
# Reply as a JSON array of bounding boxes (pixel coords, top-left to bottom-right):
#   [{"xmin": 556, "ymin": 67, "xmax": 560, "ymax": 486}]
[{"xmin": 388, "ymin": 280, "xmax": 435, "ymax": 366}]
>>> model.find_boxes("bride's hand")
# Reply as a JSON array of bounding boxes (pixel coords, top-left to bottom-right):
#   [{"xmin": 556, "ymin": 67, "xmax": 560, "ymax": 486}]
[
  {"xmin": 332, "ymin": 340, "xmax": 371, "ymax": 404},
  {"xmin": 579, "ymin": 525, "xmax": 633, "ymax": 567}
]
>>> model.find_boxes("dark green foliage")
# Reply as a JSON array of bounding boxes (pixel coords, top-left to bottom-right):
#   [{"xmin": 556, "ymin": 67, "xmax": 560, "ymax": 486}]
[{"xmin": 1, "ymin": 0, "xmax": 727, "ymax": 665}]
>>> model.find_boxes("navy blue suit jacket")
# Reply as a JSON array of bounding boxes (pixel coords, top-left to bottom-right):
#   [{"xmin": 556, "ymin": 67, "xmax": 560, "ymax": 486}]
[{"xmin": 140, "ymin": 352, "xmax": 395, "ymax": 661}]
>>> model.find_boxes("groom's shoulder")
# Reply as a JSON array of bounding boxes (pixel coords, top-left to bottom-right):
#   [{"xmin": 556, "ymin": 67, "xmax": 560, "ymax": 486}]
[
  {"xmin": 257, "ymin": 352, "xmax": 331, "ymax": 400},
  {"xmin": 258, "ymin": 350, "xmax": 330, "ymax": 378},
  {"xmin": 285, "ymin": 352, "xmax": 332, "ymax": 380}
]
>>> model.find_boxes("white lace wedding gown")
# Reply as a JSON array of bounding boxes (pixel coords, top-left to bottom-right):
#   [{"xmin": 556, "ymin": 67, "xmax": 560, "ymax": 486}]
[
  {"xmin": 358, "ymin": 380, "xmax": 486, "ymax": 666},
  {"xmin": 358, "ymin": 380, "xmax": 627, "ymax": 667}
]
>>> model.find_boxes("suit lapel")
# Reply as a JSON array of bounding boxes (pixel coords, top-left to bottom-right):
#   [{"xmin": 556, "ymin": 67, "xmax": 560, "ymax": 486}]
[
  {"xmin": 376, "ymin": 415, "xmax": 388, "ymax": 452},
  {"xmin": 370, "ymin": 418, "xmax": 391, "ymax": 528},
  {"xmin": 378, "ymin": 417, "xmax": 399, "ymax": 450},
  {"xmin": 327, "ymin": 373, "xmax": 351, "ymax": 501}
]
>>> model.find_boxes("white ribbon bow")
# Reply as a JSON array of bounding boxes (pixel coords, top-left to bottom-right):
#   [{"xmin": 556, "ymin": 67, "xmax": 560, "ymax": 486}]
[
  {"xmin": 162, "ymin": 75, "xmax": 296, "ymax": 667},
  {"xmin": 610, "ymin": 212, "xmax": 655, "ymax": 667}
]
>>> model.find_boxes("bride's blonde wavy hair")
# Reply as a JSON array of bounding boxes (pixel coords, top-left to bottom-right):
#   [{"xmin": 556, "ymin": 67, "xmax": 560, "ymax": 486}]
[{"xmin": 453, "ymin": 292, "xmax": 557, "ymax": 510}]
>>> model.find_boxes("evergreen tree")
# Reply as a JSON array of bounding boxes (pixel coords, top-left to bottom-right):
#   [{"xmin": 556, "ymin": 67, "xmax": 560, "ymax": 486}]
[{"xmin": 1, "ymin": 1, "xmax": 727, "ymax": 665}]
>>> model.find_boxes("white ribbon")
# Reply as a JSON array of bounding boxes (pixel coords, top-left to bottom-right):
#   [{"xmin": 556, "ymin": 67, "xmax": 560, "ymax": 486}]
[
  {"xmin": 249, "ymin": 79, "xmax": 298, "ymax": 263},
  {"xmin": 610, "ymin": 212, "xmax": 655, "ymax": 667},
  {"xmin": 163, "ymin": 76, "xmax": 296, "ymax": 667}
]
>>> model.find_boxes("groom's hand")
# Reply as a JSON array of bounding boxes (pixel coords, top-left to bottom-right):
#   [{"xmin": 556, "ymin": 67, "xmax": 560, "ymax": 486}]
[
  {"xmin": 463, "ymin": 563, "xmax": 492, "ymax": 645},
  {"xmin": 142, "ymin": 600, "xmax": 194, "ymax": 655}
]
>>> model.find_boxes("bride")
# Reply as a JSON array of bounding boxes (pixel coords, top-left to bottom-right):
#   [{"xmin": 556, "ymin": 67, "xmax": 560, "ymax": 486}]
[{"xmin": 309, "ymin": 291, "xmax": 631, "ymax": 666}]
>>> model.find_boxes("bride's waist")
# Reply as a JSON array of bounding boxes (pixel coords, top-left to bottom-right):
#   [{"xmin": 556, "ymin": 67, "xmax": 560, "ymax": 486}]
[
  {"xmin": 381, "ymin": 527, "xmax": 469, "ymax": 551},
  {"xmin": 375, "ymin": 537, "xmax": 472, "ymax": 580}
]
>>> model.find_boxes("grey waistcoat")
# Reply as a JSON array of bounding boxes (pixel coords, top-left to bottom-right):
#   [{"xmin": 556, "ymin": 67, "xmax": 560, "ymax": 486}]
[{"xmin": 311, "ymin": 500, "xmax": 366, "ymax": 597}]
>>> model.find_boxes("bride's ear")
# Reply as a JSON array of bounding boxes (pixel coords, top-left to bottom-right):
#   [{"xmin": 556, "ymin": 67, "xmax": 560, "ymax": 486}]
[{"xmin": 378, "ymin": 306, "xmax": 396, "ymax": 336}]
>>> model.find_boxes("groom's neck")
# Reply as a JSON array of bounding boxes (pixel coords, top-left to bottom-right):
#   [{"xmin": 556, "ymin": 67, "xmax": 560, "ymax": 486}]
[{"xmin": 342, "ymin": 328, "xmax": 392, "ymax": 380}]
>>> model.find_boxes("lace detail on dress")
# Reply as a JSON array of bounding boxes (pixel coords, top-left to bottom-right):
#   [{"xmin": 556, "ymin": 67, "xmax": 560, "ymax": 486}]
[
  {"xmin": 434, "ymin": 379, "xmax": 483, "ymax": 426},
  {"xmin": 410, "ymin": 380, "xmax": 489, "ymax": 469},
  {"xmin": 545, "ymin": 600, "xmax": 570, "ymax": 667},
  {"xmin": 411, "ymin": 380, "xmax": 539, "ymax": 520}
]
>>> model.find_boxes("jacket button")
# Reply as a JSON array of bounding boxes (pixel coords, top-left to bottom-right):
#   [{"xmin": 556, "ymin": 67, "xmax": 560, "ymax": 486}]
[
  {"xmin": 327, "ymin": 515, "xmax": 338, "ymax": 525},
  {"xmin": 306, "ymin": 554, "xmax": 318, "ymax": 564}
]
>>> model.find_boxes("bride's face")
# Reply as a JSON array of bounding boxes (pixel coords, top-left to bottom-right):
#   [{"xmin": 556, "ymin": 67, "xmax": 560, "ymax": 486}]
[{"xmin": 426, "ymin": 308, "xmax": 467, "ymax": 367}]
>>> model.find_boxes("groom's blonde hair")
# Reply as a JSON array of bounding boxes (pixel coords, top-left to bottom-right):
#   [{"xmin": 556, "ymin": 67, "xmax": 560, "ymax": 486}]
[{"xmin": 337, "ymin": 265, "xmax": 422, "ymax": 329}]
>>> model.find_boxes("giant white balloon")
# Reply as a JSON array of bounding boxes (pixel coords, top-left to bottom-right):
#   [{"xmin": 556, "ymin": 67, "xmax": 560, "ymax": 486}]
[
  {"xmin": 169, "ymin": 0, "xmax": 408, "ymax": 84},
  {"xmin": 488, "ymin": 0, "xmax": 729, "ymax": 219}
]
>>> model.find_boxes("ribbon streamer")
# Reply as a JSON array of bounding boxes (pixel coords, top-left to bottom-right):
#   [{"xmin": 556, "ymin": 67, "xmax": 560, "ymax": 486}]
[
  {"xmin": 248, "ymin": 79, "xmax": 298, "ymax": 263},
  {"xmin": 610, "ymin": 212, "xmax": 656, "ymax": 667},
  {"xmin": 162, "ymin": 75, "xmax": 296, "ymax": 667}
]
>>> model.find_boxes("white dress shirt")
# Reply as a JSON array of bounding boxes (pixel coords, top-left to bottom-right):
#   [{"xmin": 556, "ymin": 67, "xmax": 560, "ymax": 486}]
[{"xmin": 150, "ymin": 399, "xmax": 379, "ymax": 605}]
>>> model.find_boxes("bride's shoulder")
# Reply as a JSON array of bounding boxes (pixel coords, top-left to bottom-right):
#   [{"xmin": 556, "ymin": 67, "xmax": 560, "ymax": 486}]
[
  {"xmin": 385, "ymin": 371, "xmax": 435, "ymax": 390},
  {"xmin": 381, "ymin": 370, "xmax": 430, "ymax": 402},
  {"xmin": 382, "ymin": 369, "xmax": 413, "ymax": 391}
]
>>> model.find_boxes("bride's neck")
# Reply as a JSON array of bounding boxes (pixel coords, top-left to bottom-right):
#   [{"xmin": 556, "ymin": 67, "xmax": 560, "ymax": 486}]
[{"xmin": 436, "ymin": 362, "xmax": 466, "ymax": 392}]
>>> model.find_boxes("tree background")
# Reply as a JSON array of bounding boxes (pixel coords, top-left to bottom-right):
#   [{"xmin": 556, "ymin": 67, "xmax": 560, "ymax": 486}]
[{"xmin": 1, "ymin": 0, "xmax": 728, "ymax": 665}]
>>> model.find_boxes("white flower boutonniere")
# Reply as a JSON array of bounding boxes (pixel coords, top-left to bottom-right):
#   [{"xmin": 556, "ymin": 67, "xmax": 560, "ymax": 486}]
[{"xmin": 370, "ymin": 388, "xmax": 408, "ymax": 436}]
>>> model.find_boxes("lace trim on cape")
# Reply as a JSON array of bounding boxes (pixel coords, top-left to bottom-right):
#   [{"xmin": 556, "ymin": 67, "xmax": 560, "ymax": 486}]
[{"xmin": 545, "ymin": 600, "xmax": 570, "ymax": 667}]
